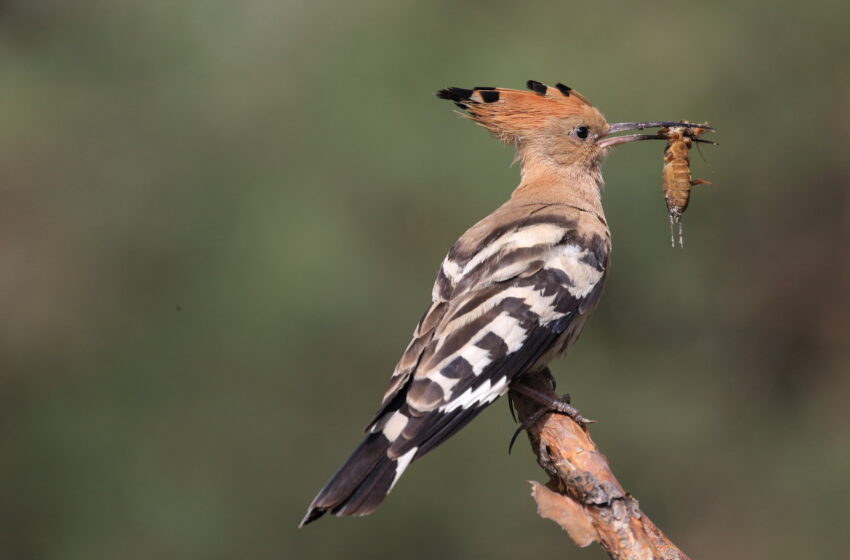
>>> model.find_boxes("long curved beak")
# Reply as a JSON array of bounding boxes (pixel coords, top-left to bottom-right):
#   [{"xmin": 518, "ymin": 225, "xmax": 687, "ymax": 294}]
[{"xmin": 597, "ymin": 121, "xmax": 714, "ymax": 149}]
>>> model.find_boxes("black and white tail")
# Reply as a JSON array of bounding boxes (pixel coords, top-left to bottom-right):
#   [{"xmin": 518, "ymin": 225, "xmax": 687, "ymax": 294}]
[
  {"xmin": 299, "ymin": 429, "xmax": 414, "ymax": 526},
  {"xmin": 300, "ymin": 396, "xmax": 490, "ymax": 526}
]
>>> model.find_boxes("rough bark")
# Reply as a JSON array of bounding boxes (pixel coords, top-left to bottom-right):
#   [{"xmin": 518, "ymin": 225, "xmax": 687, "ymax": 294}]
[{"xmin": 509, "ymin": 368, "xmax": 690, "ymax": 560}]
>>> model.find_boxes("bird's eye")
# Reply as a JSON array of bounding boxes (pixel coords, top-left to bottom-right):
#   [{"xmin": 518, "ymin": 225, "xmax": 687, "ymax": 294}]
[{"xmin": 574, "ymin": 125, "xmax": 590, "ymax": 140}]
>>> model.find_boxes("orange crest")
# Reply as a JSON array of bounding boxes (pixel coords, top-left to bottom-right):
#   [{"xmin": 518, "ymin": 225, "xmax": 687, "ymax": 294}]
[{"xmin": 436, "ymin": 81, "xmax": 605, "ymax": 144}]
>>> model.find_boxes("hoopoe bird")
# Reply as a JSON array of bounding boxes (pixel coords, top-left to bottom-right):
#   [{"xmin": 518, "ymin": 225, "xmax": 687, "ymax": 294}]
[{"xmin": 300, "ymin": 80, "xmax": 702, "ymax": 526}]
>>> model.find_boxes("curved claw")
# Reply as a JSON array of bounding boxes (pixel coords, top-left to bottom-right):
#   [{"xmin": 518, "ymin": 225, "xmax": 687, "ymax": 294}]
[
  {"xmin": 508, "ymin": 426, "xmax": 523, "ymax": 454},
  {"xmin": 508, "ymin": 407, "xmax": 548, "ymax": 454}
]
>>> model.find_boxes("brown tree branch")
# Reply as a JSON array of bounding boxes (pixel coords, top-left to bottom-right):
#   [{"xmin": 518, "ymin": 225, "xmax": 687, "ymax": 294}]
[{"xmin": 509, "ymin": 368, "xmax": 690, "ymax": 560}]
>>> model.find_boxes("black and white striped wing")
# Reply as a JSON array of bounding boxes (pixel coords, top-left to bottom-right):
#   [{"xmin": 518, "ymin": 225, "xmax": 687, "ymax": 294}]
[
  {"xmin": 372, "ymin": 239, "xmax": 606, "ymax": 460},
  {"xmin": 301, "ymin": 212, "xmax": 608, "ymax": 524}
]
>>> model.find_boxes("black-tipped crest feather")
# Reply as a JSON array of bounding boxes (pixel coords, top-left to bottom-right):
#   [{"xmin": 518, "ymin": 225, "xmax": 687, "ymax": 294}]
[
  {"xmin": 526, "ymin": 80, "xmax": 547, "ymax": 95},
  {"xmin": 555, "ymin": 83, "xmax": 572, "ymax": 96},
  {"xmin": 435, "ymin": 87, "xmax": 474, "ymax": 101}
]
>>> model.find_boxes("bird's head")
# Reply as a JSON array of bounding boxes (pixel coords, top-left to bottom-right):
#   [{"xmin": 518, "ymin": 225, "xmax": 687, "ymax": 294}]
[{"xmin": 437, "ymin": 81, "xmax": 707, "ymax": 181}]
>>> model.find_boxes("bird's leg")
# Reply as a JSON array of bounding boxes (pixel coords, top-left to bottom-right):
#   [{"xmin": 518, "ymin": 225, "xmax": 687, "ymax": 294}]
[{"xmin": 508, "ymin": 371, "xmax": 557, "ymax": 422}]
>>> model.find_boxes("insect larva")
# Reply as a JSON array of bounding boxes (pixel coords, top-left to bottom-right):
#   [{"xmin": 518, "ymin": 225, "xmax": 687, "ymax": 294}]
[{"xmin": 661, "ymin": 125, "xmax": 712, "ymax": 248}]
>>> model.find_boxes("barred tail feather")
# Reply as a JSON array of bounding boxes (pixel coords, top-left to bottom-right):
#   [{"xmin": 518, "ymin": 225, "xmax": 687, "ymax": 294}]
[{"xmin": 299, "ymin": 432, "xmax": 414, "ymax": 527}]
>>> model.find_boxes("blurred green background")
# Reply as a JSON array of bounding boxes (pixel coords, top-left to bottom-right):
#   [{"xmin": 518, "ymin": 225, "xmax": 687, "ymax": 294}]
[{"xmin": 1, "ymin": 1, "xmax": 849, "ymax": 559}]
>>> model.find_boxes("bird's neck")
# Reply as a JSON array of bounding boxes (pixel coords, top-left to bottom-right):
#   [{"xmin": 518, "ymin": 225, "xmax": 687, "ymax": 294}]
[{"xmin": 512, "ymin": 159, "xmax": 606, "ymax": 221}]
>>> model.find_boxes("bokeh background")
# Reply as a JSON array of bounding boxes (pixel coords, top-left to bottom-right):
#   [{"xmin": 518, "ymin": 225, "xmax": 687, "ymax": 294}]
[{"xmin": 1, "ymin": 1, "xmax": 849, "ymax": 559}]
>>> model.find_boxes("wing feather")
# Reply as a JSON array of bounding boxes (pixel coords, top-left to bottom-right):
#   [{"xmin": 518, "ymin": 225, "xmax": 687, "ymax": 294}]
[{"xmin": 370, "ymin": 211, "xmax": 608, "ymax": 461}]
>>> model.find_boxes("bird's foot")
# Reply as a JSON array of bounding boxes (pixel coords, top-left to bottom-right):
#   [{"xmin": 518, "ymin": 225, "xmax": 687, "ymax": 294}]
[
  {"xmin": 507, "ymin": 386, "xmax": 595, "ymax": 453},
  {"xmin": 545, "ymin": 392, "xmax": 595, "ymax": 426},
  {"xmin": 510, "ymin": 382, "xmax": 595, "ymax": 425}
]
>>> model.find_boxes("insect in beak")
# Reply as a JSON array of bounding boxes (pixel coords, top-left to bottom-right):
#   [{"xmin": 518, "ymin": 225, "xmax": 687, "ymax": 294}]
[{"xmin": 597, "ymin": 122, "xmax": 714, "ymax": 149}]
